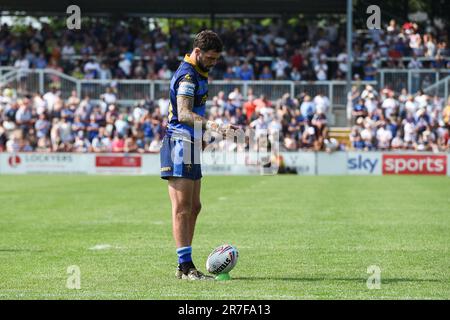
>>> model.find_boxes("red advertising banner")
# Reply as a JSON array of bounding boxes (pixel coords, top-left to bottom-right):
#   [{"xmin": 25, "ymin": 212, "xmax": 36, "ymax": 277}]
[
  {"xmin": 382, "ymin": 154, "xmax": 447, "ymax": 175},
  {"xmin": 96, "ymin": 156, "xmax": 142, "ymax": 168}
]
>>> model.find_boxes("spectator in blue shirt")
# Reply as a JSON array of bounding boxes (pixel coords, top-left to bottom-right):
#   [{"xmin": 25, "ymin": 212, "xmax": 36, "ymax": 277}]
[
  {"xmin": 239, "ymin": 62, "xmax": 254, "ymax": 80},
  {"xmin": 33, "ymin": 54, "xmax": 47, "ymax": 69},
  {"xmin": 223, "ymin": 67, "xmax": 235, "ymax": 80},
  {"xmin": 71, "ymin": 116, "xmax": 86, "ymax": 136},
  {"xmin": 142, "ymin": 117, "xmax": 154, "ymax": 145},
  {"xmin": 35, "ymin": 113, "xmax": 51, "ymax": 139},
  {"xmin": 353, "ymin": 134, "xmax": 365, "ymax": 150},
  {"xmin": 352, "ymin": 98, "xmax": 368, "ymax": 121},
  {"xmin": 300, "ymin": 95, "xmax": 316, "ymax": 121},
  {"xmin": 431, "ymin": 55, "xmax": 447, "ymax": 69},
  {"xmin": 363, "ymin": 61, "xmax": 377, "ymax": 81},
  {"xmin": 259, "ymin": 65, "xmax": 273, "ymax": 80},
  {"xmin": 87, "ymin": 114, "xmax": 100, "ymax": 141}
]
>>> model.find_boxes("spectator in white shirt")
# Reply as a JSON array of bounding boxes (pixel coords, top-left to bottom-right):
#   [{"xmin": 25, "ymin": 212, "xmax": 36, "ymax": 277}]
[
  {"xmin": 114, "ymin": 114, "xmax": 129, "ymax": 137},
  {"xmin": 250, "ymin": 113, "xmax": 268, "ymax": 139},
  {"xmin": 14, "ymin": 55, "xmax": 30, "ymax": 79},
  {"xmin": 83, "ymin": 59, "xmax": 100, "ymax": 79},
  {"xmin": 119, "ymin": 54, "xmax": 132, "ymax": 77},
  {"xmin": 33, "ymin": 93, "xmax": 47, "ymax": 116},
  {"xmin": 158, "ymin": 97, "xmax": 170, "ymax": 117},
  {"xmin": 405, "ymin": 95, "xmax": 417, "ymax": 114},
  {"xmin": 61, "ymin": 43, "xmax": 76, "ymax": 58},
  {"xmin": 14, "ymin": 55, "xmax": 30, "ymax": 70},
  {"xmin": 313, "ymin": 93, "xmax": 330, "ymax": 115},
  {"xmin": 402, "ymin": 117, "xmax": 416, "ymax": 147},
  {"xmin": 148, "ymin": 133, "xmax": 161, "ymax": 153},
  {"xmin": 337, "ymin": 51, "xmax": 348, "ymax": 75},
  {"xmin": 101, "ymin": 87, "xmax": 117, "ymax": 105},
  {"xmin": 43, "ymin": 87, "xmax": 59, "ymax": 111},
  {"xmin": 381, "ymin": 92, "xmax": 397, "ymax": 119},
  {"xmin": 228, "ymin": 87, "xmax": 243, "ymax": 108},
  {"xmin": 376, "ymin": 122, "xmax": 393, "ymax": 150},
  {"xmin": 272, "ymin": 56, "xmax": 288, "ymax": 80},
  {"xmin": 314, "ymin": 58, "xmax": 328, "ymax": 81}
]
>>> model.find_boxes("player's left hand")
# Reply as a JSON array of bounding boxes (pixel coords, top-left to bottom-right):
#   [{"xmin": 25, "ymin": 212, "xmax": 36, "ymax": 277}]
[{"xmin": 220, "ymin": 123, "xmax": 239, "ymax": 134}]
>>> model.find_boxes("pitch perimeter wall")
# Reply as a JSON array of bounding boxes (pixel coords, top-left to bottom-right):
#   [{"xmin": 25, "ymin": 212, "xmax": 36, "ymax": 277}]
[{"xmin": 0, "ymin": 152, "xmax": 449, "ymax": 176}]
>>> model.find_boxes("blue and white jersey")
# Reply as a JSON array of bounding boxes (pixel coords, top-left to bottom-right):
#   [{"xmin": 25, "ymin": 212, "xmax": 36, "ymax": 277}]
[{"xmin": 166, "ymin": 54, "xmax": 209, "ymax": 140}]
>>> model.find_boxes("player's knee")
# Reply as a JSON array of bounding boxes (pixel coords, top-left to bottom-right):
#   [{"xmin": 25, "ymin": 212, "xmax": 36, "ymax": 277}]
[
  {"xmin": 173, "ymin": 201, "xmax": 193, "ymax": 217},
  {"xmin": 192, "ymin": 202, "xmax": 202, "ymax": 216}
]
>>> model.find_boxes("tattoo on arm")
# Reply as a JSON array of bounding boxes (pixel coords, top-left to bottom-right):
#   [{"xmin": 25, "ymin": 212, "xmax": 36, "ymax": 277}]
[{"xmin": 177, "ymin": 95, "xmax": 207, "ymax": 129}]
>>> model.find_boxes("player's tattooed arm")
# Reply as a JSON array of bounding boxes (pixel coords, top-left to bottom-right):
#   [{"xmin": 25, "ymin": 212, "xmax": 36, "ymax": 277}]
[
  {"xmin": 176, "ymin": 94, "xmax": 211, "ymax": 130},
  {"xmin": 176, "ymin": 78, "xmax": 237, "ymax": 132}
]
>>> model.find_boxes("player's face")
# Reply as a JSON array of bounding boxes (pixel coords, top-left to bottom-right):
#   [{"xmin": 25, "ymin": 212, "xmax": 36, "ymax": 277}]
[{"xmin": 196, "ymin": 49, "xmax": 221, "ymax": 72}]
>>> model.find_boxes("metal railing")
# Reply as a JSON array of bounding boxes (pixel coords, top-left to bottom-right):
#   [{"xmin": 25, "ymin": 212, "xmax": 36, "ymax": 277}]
[
  {"xmin": 58, "ymin": 53, "xmax": 450, "ymax": 66},
  {"xmin": 378, "ymin": 69, "xmax": 450, "ymax": 94},
  {"xmin": 1, "ymin": 67, "xmax": 449, "ymax": 123},
  {"xmin": 423, "ymin": 76, "xmax": 450, "ymax": 103},
  {"xmin": 0, "ymin": 67, "xmax": 376, "ymax": 106}
]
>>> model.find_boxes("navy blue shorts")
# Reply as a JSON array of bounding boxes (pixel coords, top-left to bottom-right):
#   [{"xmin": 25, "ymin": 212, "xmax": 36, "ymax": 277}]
[{"xmin": 160, "ymin": 135, "xmax": 202, "ymax": 180}]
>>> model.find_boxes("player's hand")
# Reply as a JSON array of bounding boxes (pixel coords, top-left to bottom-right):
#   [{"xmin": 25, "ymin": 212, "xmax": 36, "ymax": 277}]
[
  {"xmin": 206, "ymin": 120, "xmax": 220, "ymax": 132},
  {"xmin": 206, "ymin": 121, "xmax": 239, "ymax": 135},
  {"xmin": 219, "ymin": 123, "xmax": 239, "ymax": 136}
]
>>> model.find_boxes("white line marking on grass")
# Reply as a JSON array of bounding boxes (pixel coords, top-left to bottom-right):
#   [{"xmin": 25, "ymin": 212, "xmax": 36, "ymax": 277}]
[{"xmin": 89, "ymin": 244, "xmax": 117, "ymax": 250}]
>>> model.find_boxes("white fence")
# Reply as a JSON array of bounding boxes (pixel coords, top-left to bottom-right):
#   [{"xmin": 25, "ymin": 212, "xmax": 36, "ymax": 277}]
[
  {"xmin": 424, "ymin": 76, "xmax": 450, "ymax": 102},
  {"xmin": 1, "ymin": 67, "xmax": 448, "ymax": 126},
  {"xmin": 1, "ymin": 152, "xmax": 449, "ymax": 176},
  {"xmin": 0, "ymin": 67, "xmax": 377, "ymax": 106},
  {"xmin": 378, "ymin": 69, "xmax": 450, "ymax": 96},
  {"xmin": 2, "ymin": 67, "xmax": 448, "ymax": 103}
]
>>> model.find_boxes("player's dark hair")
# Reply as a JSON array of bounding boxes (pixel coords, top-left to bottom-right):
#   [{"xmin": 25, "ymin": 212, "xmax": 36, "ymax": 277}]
[{"xmin": 193, "ymin": 30, "xmax": 223, "ymax": 53}]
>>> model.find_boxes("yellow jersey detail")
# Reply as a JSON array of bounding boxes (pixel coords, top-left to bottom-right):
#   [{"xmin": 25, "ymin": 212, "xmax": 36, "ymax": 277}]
[{"xmin": 184, "ymin": 54, "xmax": 208, "ymax": 78}]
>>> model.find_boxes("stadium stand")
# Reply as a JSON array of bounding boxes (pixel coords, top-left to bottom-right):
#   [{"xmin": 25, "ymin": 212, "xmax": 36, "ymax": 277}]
[
  {"xmin": 0, "ymin": 18, "xmax": 448, "ymax": 81},
  {"xmin": 0, "ymin": 3, "xmax": 449, "ymax": 153},
  {"xmin": 1, "ymin": 80, "xmax": 449, "ymax": 153}
]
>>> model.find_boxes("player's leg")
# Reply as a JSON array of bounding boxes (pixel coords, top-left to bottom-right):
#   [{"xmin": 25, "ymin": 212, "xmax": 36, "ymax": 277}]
[
  {"xmin": 168, "ymin": 176, "xmax": 195, "ymax": 279},
  {"xmin": 168, "ymin": 177, "xmax": 194, "ymax": 249},
  {"xmin": 168, "ymin": 177, "xmax": 211, "ymax": 280},
  {"xmin": 188, "ymin": 179, "xmax": 202, "ymax": 245}
]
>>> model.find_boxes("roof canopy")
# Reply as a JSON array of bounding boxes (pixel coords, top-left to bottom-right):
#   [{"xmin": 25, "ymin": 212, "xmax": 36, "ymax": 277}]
[{"xmin": 0, "ymin": 0, "xmax": 346, "ymax": 16}]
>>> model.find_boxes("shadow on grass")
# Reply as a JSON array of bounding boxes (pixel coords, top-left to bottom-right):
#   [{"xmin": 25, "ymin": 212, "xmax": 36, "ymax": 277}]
[{"xmin": 233, "ymin": 276, "xmax": 441, "ymax": 283}]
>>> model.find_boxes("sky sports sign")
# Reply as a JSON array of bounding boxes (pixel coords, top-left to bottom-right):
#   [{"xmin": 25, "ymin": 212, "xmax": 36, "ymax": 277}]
[
  {"xmin": 382, "ymin": 154, "xmax": 447, "ymax": 176},
  {"xmin": 347, "ymin": 153, "xmax": 381, "ymax": 175},
  {"xmin": 348, "ymin": 153, "xmax": 448, "ymax": 176}
]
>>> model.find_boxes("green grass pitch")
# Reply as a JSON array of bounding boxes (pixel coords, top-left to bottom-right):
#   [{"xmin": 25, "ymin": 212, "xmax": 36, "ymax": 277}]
[{"xmin": 0, "ymin": 175, "xmax": 449, "ymax": 299}]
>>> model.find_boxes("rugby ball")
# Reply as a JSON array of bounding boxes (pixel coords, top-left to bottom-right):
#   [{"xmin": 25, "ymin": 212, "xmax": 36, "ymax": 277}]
[{"xmin": 206, "ymin": 244, "xmax": 239, "ymax": 274}]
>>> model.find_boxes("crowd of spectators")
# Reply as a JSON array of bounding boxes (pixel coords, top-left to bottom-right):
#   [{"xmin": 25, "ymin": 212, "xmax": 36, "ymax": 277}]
[
  {"xmin": 0, "ymin": 17, "xmax": 448, "ymax": 83},
  {"xmin": 1, "ymin": 17, "xmax": 449, "ymax": 153},
  {"xmin": 349, "ymin": 85, "xmax": 450, "ymax": 152},
  {"xmin": 2, "ymin": 81, "xmax": 448, "ymax": 153},
  {"xmin": 0, "ymin": 87, "xmax": 165, "ymax": 153},
  {"xmin": 0, "ymin": 84, "xmax": 338, "ymax": 153}
]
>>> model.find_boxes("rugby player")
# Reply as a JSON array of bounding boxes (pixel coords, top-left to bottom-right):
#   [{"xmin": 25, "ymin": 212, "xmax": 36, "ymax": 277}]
[{"xmin": 160, "ymin": 30, "xmax": 236, "ymax": 280}]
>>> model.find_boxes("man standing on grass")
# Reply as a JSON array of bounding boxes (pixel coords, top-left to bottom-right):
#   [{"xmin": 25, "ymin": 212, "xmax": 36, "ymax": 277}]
[{"xmin": 160, "ymin": 30, "xmax": 236, "ymax": 280}]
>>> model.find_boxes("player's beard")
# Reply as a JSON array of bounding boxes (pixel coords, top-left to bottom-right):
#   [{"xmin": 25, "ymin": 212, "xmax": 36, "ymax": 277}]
[{"xmin": 196, "ymin": 56, "xmax": 211, "ymax": 72}]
